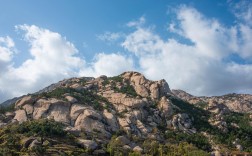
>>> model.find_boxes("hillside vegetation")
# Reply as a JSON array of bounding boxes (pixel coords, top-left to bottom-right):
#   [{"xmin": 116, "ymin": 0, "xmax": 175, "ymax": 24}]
[{"xmin": 0, "ymin": 71, "xmax": 251, "ymax": 155}]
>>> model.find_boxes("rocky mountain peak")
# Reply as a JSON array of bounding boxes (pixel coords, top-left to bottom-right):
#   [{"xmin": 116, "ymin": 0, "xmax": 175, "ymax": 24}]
[{"xmin": 0, "ymin": 71, "xmax": 251, "ymax": 155}]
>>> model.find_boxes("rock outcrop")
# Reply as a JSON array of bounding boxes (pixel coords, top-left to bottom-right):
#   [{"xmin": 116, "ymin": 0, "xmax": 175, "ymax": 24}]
[
  {"xmin": 172, "ymin": 89, "xmax": 252, "ymax": 113},
  {"xmin": 0, "ymin": 71, "xmax": 251, "ymax": 155}
]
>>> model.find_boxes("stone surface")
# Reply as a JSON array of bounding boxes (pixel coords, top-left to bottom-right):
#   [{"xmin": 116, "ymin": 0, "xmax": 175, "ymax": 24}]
[
  {"xmin": 22, "ymin": 104, "xmax": 34, "ymax": 115},
  {"xmin": 65, "ymin": 95, "xmax": 78, "ymax": 103},
  {"xmin": 133, "ymin": 146, "xmax": 143, "ymax": 153},
  {"xmin": 70, "ymin": 104, "xmax": 87, "ymax": 125},
  {"xmin": 78, "ymin": 139, "xmax": 98, "ymax": 150},
  {"xmin": 158, "ymin": 96, "xmax": 173, "ymax": 118},
  {"xmin": 103, "ymin": 109, "xmax": 119, "ymax": 131},
  {"xmin": 74, "ymin": 108, "xmax": 110, "ymax": 137},
  {"xmin": 115, "ymin": 136, "xmax": 130, "ymax": 145},
  {"xmin": 15, "ymin": 95, "xmax": 35, "ymax": 108},
  {"xmin": 33, "ymin": 98, "xmax": 71, "ymax": 124},
  {"xmin": 13, "ymin": 109, "xmax": 27, "ymax": 123}
]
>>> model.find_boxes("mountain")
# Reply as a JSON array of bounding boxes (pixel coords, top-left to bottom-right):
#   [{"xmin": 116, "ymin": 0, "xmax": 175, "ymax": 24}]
[
  {"xmin": 172, "ymin": 89, "xmax": 252, "ymax": 113},
  {"xmin": 0, "ymin": 71, "xmax": 251, "ymax": 155}
]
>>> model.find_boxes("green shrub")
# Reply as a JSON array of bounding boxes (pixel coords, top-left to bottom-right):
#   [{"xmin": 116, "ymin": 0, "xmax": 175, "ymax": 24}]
[
  {"xmin": 16, "ymin": 119, "xmax": 66, "ymax": 138},
  {"xmin": 0, "ymin": 103, "xmax": 15, "ymax": 114},
  {"xmin": 37, "ymin": 87, "xmax": 113, "ymax": 111},
  {"xmin": 164, "ymin": 131, "xmax": 211, "ymax": 151}
]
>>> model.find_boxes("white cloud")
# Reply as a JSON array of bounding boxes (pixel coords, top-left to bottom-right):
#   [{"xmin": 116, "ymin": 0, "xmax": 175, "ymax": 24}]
[
  {"xmin": 2, "ymin": 3, "xmax": 252, "ymax": 103},
  {"xmin": 0, "ymin": 36, "xmax": 15, "ymax": 77},
  {"xmin": 0, "ymin": 25, "xmax": 135, "ymax": 103},
  {"xmin": 239, "ymin": 24, "xmax": 252, "ymax": 59},
  {"xmin": 174, "ymin": 6, "xmax": 238, "ymax": 59},
  {"xmin": 127, "ymin": 16, "xmax": 146, "ymax": 28},
  {"xmin": 79, "ymin": 53, "xmax": 134, "ymax": 77},
  {"xmin": 97, "ymin": 32, "xmax": 123, "ymax": 42},
  {"xmin": 0, "ymin": 36, "xmax": 15, "ymax": 63},
  {"xmin": 122, "ymin": 27, "xmax": 164, "ymax": 57},
  {"xmin": 122, "ymin": 6, "xmax": 252, "ymax": 96},
  {"xmin": 230, "ymin": 0, "xmax": 252, "ymax": 26},
  {"xmin": 0, "ymin": 25, "xmax": 86, "ymax": 102}
]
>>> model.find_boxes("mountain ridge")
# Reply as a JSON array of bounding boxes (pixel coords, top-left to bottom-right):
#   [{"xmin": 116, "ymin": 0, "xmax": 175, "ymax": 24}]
[{"xmin": 0, "ymin": 71, "xmax": 251, "ymax": 155}]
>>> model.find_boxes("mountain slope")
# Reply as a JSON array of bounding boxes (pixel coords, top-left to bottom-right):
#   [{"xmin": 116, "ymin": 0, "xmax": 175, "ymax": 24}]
[{"xmin": 0, "ymin": 71, "xmax": 251, "ymax": 155}]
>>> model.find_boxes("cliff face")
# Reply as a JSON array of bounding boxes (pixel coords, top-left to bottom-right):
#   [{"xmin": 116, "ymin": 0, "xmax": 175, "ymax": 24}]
[{"xmin": 0, "ymin": 72, "xmax": 251, "ymax": 155}]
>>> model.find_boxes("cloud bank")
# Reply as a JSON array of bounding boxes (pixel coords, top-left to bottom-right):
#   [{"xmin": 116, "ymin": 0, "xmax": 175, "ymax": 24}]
[
  {"xmin": 121, "ymin": 5, "xmax": 252, "ymax": 96},
  {"xmin": 1, "ymin": 2, "xmax": 252, "ymax": 102},
  {"xmin": 0, "ymin": 25, "xmax": 134, "ymax": 102}
]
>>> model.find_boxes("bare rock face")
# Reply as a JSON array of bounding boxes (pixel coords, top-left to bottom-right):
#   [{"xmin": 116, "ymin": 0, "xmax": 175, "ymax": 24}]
[
  {"xmin": 33, "ymin": 99, "xmax": 51, "ymax": 119},
  {"xmin": 106, "ymin": 92, "xmax": 147, "ymax": 109},
  {"xmin": 121, "ymin": 71, "xmax": 171, "ymax": 99},
  {"xmin": 158, "ymin": 96, "xmax": 173, "ymax": 118},
  {"xmin": 13, "ymin": 109, "xmax": 27, "ymax": 123},
  {"xmin": 74, "ymin": 108, "xmax": 110, "ymax": 137},
  {"xmin": 70, "ymin": 104, "xmax": 87, "ymax": 126},
  {"xmin": 33, "ymin": 98, "xmax": 71, "ymax": 124},
  {"xmin": 150, "ymin": 83, "xmax": 159, "ymax": 99},
  {"xmin": 22, "ymin": 104, "xmax": 34, "ymax": 115},
  {"xmin": 168, "ymin": 113, "xmax": 196, "ymax": 134},
  {"xmin": 103, "ymin": 109, "xmax": 119, "ymax": 132},
  {"xmin": 15, "ymin": 95, "xmax": 35, "ymax": 108}
]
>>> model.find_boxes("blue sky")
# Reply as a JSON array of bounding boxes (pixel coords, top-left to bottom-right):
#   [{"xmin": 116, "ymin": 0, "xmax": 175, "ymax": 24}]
[{"xmin": 0, "ymin": 0, "xmax": 252, "ymax": 102}]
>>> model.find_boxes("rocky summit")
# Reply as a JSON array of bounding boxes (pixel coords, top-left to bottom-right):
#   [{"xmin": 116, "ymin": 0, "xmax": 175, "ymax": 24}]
[{"xmin": 0, "ymin": 71, "xmax": 251, "ymax": 155}]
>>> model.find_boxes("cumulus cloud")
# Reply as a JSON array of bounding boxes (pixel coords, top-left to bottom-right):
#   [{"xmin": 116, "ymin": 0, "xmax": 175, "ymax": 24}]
[
  {"xmin": 122, "ymin": 5, "xmax": 252, "ymax": 96},
  {"xmin": 127, "ymin": 16, "xmax": 146, "ymax": 28},
  {"xmin": 1, "ymin": 2, "xmax": 252, "ymax": 102},
  {"xmin": 79, "ymin": 53, "xmax": 134, "ymax": 77},
  {"xmin": 228, "ymin": 1, "xmax": 252, "ymax": 59},
  {"xmin": 0, "ymin": 25, "xmax": 85, "ymax": 102},
  {"xmin": 0, "ymin": 36, "xmax": 15, "ymax": 73},
  {"xmin": 0, "ymin": 36, "xmax": 15, "ymax": 61},
  {"xmin": 229, "ymin": 0, "xmax": 252, "ymax": 26},
  {"xmin": 0, "ymin": 25, "xmax": 134, "ymax": 103}
]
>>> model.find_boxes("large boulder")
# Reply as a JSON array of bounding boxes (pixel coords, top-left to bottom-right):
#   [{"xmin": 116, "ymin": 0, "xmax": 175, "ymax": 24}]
[
  {"xmin": 65, "ymin": 95, "xmax": 77, "ymax": 103},
  {"xmin": 103, "ymin": 109, "xmax": 119, "ymax": 131},
  {"xmin": 107, "ymin": 93, "xmax": 147, "ymax": 108},
  {"xmin": 74, "ymin": 108, "xmax": 110, "ymax": 137},
  {"xmin": 33, "ymin": 98, "xmax": 71, "ymax": 124},
  {"xmin": 70, "ymin": 104, "xmax": 87, "ymax": 126},
  {"xmin": 133, "ymin": 146, "xmax": 143, "ymax": 153},
  {"xmin": 78, "ymin": 139, "xmax": 98, "ymax": 150},
  {"xmin": 15, "ymin": 95, "xmax": 35, "ymax": 108},
  {"xmin": 13, "ymin": 109, "xmax": 27, "ymax": 123}
]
